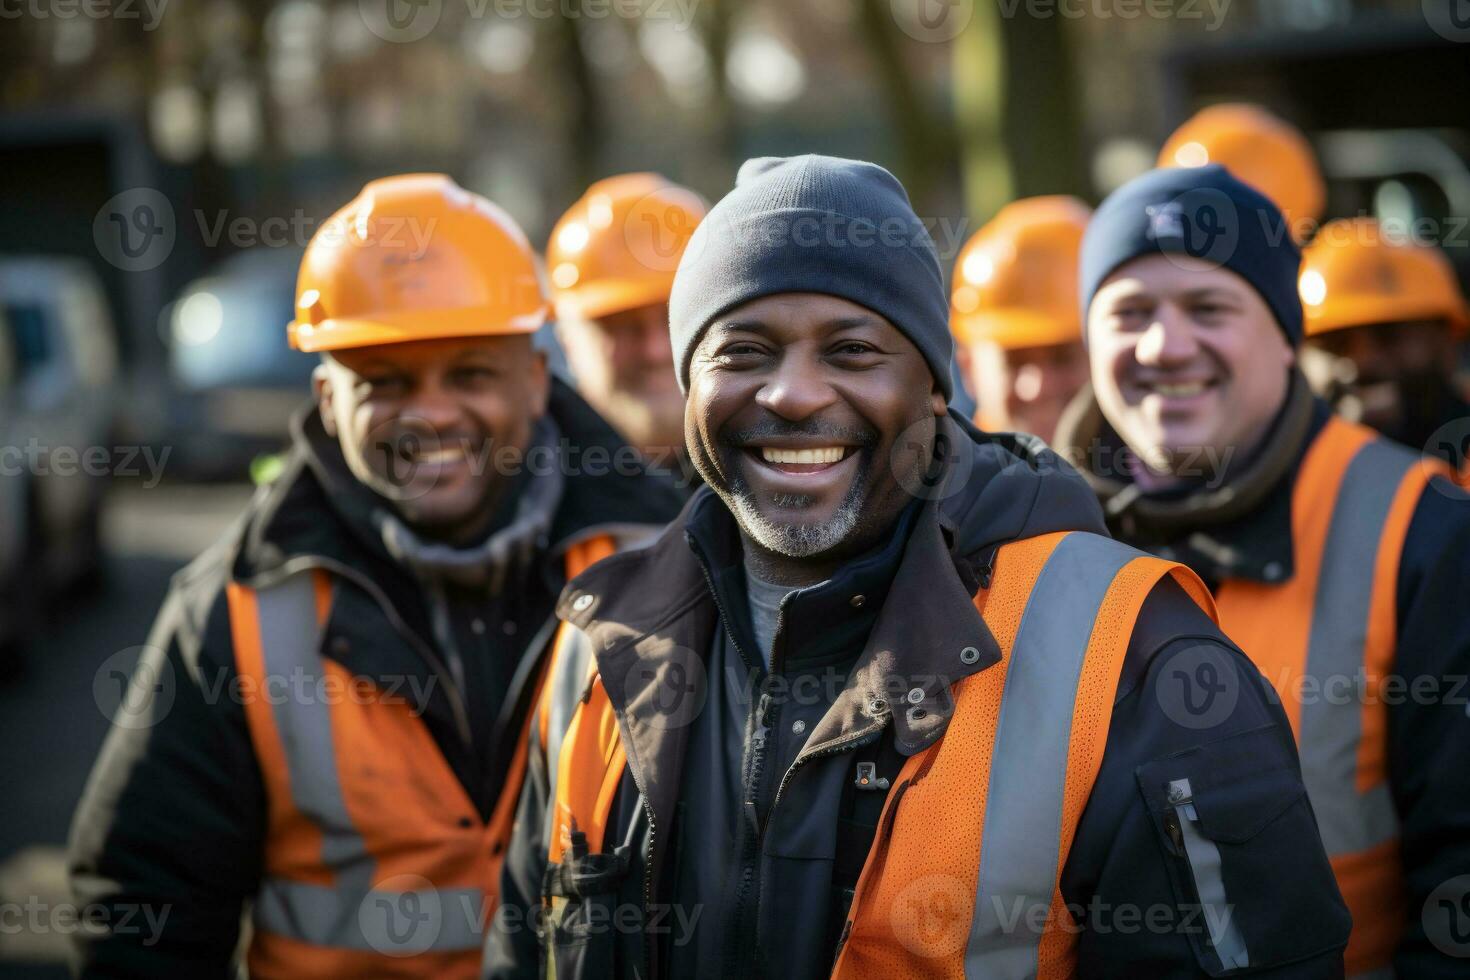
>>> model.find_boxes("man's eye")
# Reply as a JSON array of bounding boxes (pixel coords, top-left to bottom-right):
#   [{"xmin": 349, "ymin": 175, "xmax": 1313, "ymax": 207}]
[
  {"xmin": 363, "ymin": 376, "xmax": 406, "ymax": 394},
  {"xmin": 832, "ymin": 341, "xmax": 876, "ymax": 356},
  {"xmin": 719, "ymin": 343, "xmax": 765, "ymax": 358},
  {"xmin": 453, "ymin": 366, "xmax": 497, "ymax": 384}
]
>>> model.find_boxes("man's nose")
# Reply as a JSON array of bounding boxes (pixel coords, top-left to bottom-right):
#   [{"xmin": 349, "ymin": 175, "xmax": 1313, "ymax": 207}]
[
  {"xmin": 1135, "ymin": 308, "xmax": 1200, "ymax": 367},
  {"xmin": 401, "ymin": 376, "xmax": 466, "ymax": 434},
  {"xmin": 755, "ymin": 353, "xmax": 839, "ymax": 421}
]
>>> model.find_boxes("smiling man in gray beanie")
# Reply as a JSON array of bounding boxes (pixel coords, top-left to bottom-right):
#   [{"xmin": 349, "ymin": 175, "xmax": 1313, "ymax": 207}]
[{"xmin": 486, "ymin": 155, "xmax": 1347, "ymax": 980}]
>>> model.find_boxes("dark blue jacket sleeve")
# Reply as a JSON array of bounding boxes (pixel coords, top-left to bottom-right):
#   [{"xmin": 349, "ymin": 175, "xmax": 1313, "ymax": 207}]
[
  {"xmin": 1062, "ymin": 578, "xmax": 1350, "ymax": 978},
  {"xmin": 1389, "ymin": 475, "xmax": 1470, "ymax": 976},
  {"xmin": 67, "ymin": 575, "xmax": 266, "ymax": 979}
]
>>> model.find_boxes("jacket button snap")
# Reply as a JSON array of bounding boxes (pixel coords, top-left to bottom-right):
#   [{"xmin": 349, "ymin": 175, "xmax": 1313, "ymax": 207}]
[
  {"xmin": 572, "ymin": 593, "xmax": 594, "ymax": 611},
  {"xmin": 791, "ymin": 719, "xmax": 806, "ymax": 735},
  {"xmin": 906, "ymin": 687, "xmax": 924, "ymax": 704},
  {"xmin": 849, "ymin": 594, "xmax": 865, "ymax": 608},
  {"xmin": 960, "ymin": 646, "xmax": 980, "ymax": 665}
]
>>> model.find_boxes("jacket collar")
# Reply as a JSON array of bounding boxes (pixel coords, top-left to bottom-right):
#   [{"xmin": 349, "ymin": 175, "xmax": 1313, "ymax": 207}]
[
  {"xmin": 1053, "ymin": 371, "xmax": 1330, "ymax": 584},
  {"xmin": 557, "ymin": 484, "xmax": 1005, "ymax": 857}
]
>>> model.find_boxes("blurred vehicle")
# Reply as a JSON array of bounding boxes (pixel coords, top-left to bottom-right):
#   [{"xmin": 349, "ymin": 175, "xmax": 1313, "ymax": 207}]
[
  {"xmin": 0, "ymin": 257, "xmax": 119, "ymax": 667},
  {"xmin": 162, "ymin": 247, "xmax": 316, "ymax": 480}
]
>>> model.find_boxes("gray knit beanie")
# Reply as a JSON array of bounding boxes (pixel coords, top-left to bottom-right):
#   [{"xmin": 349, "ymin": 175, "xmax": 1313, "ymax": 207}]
[{"xmin": 669, "ymin": 154, "xmax": 953, "ymax": 399}]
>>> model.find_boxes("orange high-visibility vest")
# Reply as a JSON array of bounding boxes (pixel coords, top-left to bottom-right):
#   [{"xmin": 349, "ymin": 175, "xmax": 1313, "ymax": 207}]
[
  {"xmin": 226, "ymin": 535, "xmax": 615, "ymax": 979},
  {"xmin": 1213, "ymin": 416, "xmax": 1444, "ymax": 978},
  {"xmin": 545, "ymin": 531, "xmax": 1215, "ymax": 980}
]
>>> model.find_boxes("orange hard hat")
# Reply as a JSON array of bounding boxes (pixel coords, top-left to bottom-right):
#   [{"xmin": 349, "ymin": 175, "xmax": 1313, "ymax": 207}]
[
  {"xmin": 1300, "ymin": 217, "xmax": 1469, "ymax": 337},
  {"xmin": 950, "ymin": 195, "xmax": 1091, "ymax": 350},
  {"xmin": 288, "ymin": 173, "xmax": 546, "ymax": 352},
  {"xmin": 1158, "ymin": 104, "xmax": 1325, "ymax": 241},
  {"xmin": 546, "ymin": 173, "xmax": 706, "ymax": 322}
]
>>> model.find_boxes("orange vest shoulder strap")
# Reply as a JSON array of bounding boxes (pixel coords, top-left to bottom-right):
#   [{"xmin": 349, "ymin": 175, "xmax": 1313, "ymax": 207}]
[{"xmin": 835, "ymin": 531, "xmax": 1211, "ymax": 980}]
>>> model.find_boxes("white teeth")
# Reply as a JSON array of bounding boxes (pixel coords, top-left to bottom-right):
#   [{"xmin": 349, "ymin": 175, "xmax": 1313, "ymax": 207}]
[
  {"xmin": 416, "ymin": 446, "xmax": 464, "ymax": 463},
  {"xmin": 1152, "ymin": 381, "xmax": 1208, "ymax": 397},
  {"xmin": 760, "ymin": 446, "xmax": 846, "ymax": 465}
]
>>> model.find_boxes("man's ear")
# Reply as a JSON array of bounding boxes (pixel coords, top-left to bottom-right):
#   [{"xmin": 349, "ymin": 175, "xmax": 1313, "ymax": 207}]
[
  {"xmin": 931, "ymin": 387, "xmax": 948, "ymax": 417},
  {"xmin": 312, "ymin": 361, "xmax": 338, "ymax": 437}
]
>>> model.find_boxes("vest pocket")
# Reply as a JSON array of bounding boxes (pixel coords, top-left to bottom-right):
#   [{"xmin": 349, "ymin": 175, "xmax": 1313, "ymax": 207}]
[{"xmin": 1136, "ymin": 725, "xmax": 1352, "ymax": 976}]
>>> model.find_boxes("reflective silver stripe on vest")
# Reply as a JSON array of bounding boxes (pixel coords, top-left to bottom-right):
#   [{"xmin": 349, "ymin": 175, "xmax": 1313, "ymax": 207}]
[
  {"xmin": 965, "ymin": 532, "xmax": 1138, "ymax": 979},
  {"xmin": 543, "ymin": 626, "xmax": 596, "ymax": 815},
  {"xmin": 247, "ymin": 573, "xmax": 483, "ymax": 953},
  {"xmin": 256, "ymin": 878, "xmax": 485, "ymax": 953},
  {"xmin": 1301, "ymin": 438, "xmax": 1415, "ymax": 857}
]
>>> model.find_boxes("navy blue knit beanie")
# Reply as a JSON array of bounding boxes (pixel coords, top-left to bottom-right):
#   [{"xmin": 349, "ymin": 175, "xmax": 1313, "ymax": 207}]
[
  {"xmin": 1080, "ymin": 164, "xmax": 1303, "ymax": 346},
  {"xmin": 669, "ymin": 155, "xmax": 953, "ymax": 399}
]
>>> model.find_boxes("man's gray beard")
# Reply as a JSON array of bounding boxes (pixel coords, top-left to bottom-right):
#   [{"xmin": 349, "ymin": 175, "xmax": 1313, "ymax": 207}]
[{"xmin": 726, "ymin": 481, "xmax": 864, "ymax": 558}]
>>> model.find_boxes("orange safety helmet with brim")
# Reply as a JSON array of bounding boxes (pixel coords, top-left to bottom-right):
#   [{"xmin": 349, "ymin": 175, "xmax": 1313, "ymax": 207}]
[
  {"xmin": 545, "ymin": 172, "xmax": 706, "ymax": 323},
  {"xmin": 1300, "ymin": 216, "xmax": 1470, "ymax": 337},
  {"xmin": 1159, "ymin": 103, "xmax": 1325, "ymax": 243},
  {"xmin": 950, "ymin": 195, "xmax": 1091, "ymax": 351},
  {"xmin": 288, "ymin": 173, "xmax": 547, "ymax": 352}
]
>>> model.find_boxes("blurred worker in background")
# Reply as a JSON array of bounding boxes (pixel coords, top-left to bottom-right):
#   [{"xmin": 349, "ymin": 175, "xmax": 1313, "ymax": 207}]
[
  {"xmin": 1159, "ymin": 102, "xmax": 1325, "ymax": 244},
  {"xmin": 547, "ymin": 173, "xmax": 706, "ymax": 488},
  {"xmin": 950, "ymin": 196, "xmax": 1090, "ymax": 444},
  {"xmin": 489, "ymin": 154, "xmax": 1351, "ymax": 980},
  {"xmin": 1299, "ymin": 216, "xmax": 1470, "ymax": 471},
  {"xmin": 68, "ymin": 174, "xmax": 681, "ymax": 978},
  {"xmin": 1057, "ymin": 164, "xmax": 1470, "ymax": 977}
]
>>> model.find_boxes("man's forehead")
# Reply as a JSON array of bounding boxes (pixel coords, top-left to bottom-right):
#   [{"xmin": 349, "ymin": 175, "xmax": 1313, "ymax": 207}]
[
  {"xmin": 1098, "ymin": 254, "xmax": 1250, "ymax": 298},
  {"xmin": 709, "ymin": 292, "xmax": 894, "ymax": 335}
]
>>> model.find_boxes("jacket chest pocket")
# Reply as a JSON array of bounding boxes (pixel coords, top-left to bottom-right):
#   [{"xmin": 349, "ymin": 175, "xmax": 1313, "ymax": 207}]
[{"xmin": 1136, "ymin": 725, "xmax": 1352, "ymax": 976}]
